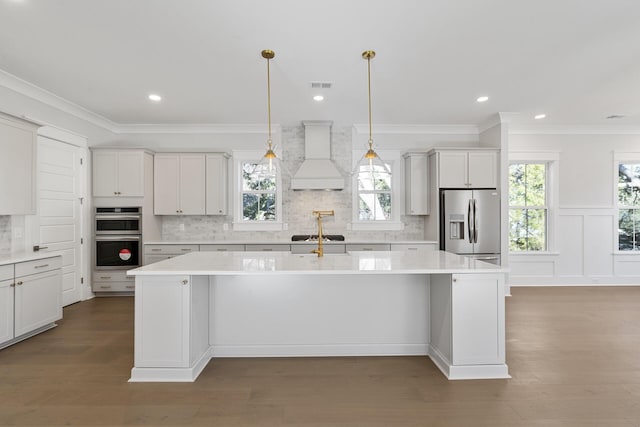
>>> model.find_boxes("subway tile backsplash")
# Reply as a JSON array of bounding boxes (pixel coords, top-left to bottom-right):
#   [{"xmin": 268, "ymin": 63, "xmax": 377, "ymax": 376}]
[
  {"xmin": 0, "ymin": 216, "xmax": 11, "ymax": 256},
  {"xmin": 161, "ymin": 125, "xmax": 426, "ymax": 242}
]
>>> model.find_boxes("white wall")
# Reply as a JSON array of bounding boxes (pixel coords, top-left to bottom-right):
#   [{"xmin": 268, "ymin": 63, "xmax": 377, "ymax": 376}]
[{"xmin": 509, "ymin": 132, "xmax": 640, "ymax": 285}]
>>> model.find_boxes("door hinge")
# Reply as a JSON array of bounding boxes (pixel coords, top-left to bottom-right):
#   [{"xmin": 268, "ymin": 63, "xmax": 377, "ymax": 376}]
[
  {"xmin": 81, "ymin": 237, "xmax": 84, "ymax": 244},
  {"xmin": 81, "ymin": 277, "xmax": 84, "ymax": 284},
  {"xmin": 80, "ymin": 158, "xmax": 83, "ymax": 165},
  {"xmin": 79, "ymin": 197, "xmax": 84, "ymax": 205}
]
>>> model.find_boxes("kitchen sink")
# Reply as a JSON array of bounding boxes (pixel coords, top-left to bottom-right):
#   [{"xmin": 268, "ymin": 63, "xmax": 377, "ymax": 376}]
[{"xmin": 291, "ymin": 234, "xmax": 345, "ymax": 242}]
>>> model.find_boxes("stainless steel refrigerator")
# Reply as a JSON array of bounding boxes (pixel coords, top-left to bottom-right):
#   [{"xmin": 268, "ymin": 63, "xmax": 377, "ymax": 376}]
[{"xmin": 439, "ymin": 189, "xmax": 501, "ymax": 265}]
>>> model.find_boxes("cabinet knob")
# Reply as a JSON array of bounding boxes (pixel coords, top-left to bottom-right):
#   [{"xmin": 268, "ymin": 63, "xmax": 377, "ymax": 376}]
[
  {"xmin": 10, "ymin": 283, "xmax": 15, "ymax": 287},
  {"xmin": 181, "ymin": 279, "xmax": 188, "ymax": 285},
  {"xmin": 114, "ymin": 192, "xmax": 118, "ymax": 195},
  {"xmin": 16, "ymin": 281, "xmax": 23, "ymax": 286}
]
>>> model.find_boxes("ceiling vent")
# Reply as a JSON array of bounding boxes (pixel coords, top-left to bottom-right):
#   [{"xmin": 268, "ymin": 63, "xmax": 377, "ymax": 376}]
[{"xmin": 310, "ymin": 81, "xmax": 332, "ymax": 89}]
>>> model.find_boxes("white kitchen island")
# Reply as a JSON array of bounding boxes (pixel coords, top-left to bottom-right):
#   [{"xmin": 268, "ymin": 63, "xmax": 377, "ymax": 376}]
[{"xmin": 127, "ymin": 250, "xmax": 509, "ymax": 382}]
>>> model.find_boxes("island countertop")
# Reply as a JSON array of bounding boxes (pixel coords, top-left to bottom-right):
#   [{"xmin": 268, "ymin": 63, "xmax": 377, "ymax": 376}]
[{"xmin": 128, "ymin": 250, "xmax": 505, "ymax": 276}]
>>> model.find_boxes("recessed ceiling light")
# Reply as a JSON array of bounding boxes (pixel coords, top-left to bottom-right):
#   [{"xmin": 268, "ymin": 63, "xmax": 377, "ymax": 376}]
[
  {"xmin": 476, "ymin": 96, "xmax": 489, "ymax": 103},
  {"xmin": 148, "ymin": 94, "xmax": 162, "ymax": 102},
  {"xmin": 313, "ymin": 95, "xmax": 324, "ymax": 102},
  {"xmin": 534, "ymin": 114, "xmax": 546, "ymax": 120}
]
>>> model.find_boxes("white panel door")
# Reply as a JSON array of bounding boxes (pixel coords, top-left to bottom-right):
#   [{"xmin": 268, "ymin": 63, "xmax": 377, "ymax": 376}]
[{"xmin": 35, "ymin": 136, "xmax": 84, "ymax": 306}]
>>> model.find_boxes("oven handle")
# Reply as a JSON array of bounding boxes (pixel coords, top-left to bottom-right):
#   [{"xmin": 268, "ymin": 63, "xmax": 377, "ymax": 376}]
[
  {"xmin": 95, "ymin": 215, "xmax": 141, "ymax": 221},
  {"xmin": 95, "ymin": 236, "xmax": 141, "ymax": 241}
]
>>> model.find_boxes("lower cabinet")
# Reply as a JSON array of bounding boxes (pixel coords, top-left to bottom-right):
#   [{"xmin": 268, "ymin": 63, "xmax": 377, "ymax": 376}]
[
  {"xmin": 0, "ymin": 256, "xmax": 62, "ymax": 350},
  {"xmin": 92, "ymin": 270, "xmax": 135, "ymax": 293},
  {"xmin": 133, "ymin": 275, "xmax": 209, "ymax": 380}
]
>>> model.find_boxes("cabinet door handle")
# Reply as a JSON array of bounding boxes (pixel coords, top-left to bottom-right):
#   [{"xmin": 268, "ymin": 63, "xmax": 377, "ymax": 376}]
[
  {"xmin": 16, "ymin": 281, "xmax": 23, "ymax": 286},
  {"xmin": 408, "ymin": 247, "xmax": 418, "ymax": 251},
  {"xmin": 126, "ymin": 285, "xmax": 134, "ymax": 289},
  {"xmin": 10, "ymin": 283, "xmax": 15, "ymax": 287},
  {"xmin": 99, "ymin": 276, "xmax": 111, "ymax": 280},
  {"xmin": 216, "ymin": 248, "xmax": 227, "ymax": 251},
  {"xmin": 181, "ymin": 279, "xmax": 188, "ymax": 285},
  {"xmin": 114, "ymin": 192, "xmax": 118, "ymax": 195},
  {"xmin": 34, "ymin": 264, "xmax": 49, "ymax": 269},
  {"xmin": 151, "ymin": 248, "xmax": 161, "ymax": 252},
  {"xmin": 181, "ymin": 248, "xmax": 191, "ymax": 252},
  {"xmin": 100, "ymin": 285, "xmax": 111, "ymax": 289}
]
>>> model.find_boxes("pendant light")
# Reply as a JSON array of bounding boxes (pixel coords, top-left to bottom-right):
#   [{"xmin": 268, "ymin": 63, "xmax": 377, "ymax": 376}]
[
  {"xmin": 252, "ymin": 49, "xmax": 288, "ymax": 179},
  {"xmin": 353, "ymin": 50, "xmax": 391, "ymax": 178}
]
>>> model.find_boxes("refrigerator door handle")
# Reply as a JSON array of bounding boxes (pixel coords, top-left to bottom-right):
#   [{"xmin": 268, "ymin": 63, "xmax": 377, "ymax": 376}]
[
  {"xmin": 473, "ymin": 199, "xmax": 478, "ymax": 243},
  {"xmin": 467, "ymin": 200, "xmax": 473, "ymax": 243}
]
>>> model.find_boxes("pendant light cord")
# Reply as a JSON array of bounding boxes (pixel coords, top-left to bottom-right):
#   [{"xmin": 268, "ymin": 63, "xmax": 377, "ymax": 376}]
[
  {"xmin": 367, "ymin": 55, "xmax": 373, "ymax": 148},
  {"xmin": 266, "ymin": 55, "xmax": 272, "ymax": 147}
]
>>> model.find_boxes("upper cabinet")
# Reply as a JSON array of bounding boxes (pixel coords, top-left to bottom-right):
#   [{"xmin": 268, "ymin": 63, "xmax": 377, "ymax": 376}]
[
  {"xmin": 434, "ymin": 149, "xmax": 498, "ymax": 189},
  {"xmin": 0, "ymin": 115, "xmax": 38, "ymax": 215},
  {"xmin": 205, "ymin": 154, "xmax": 229, "ymax": 215},
  {"xmin": 403, "ymin": 152, "xmax": 429, "ymax": 215},
  {"xmin": 154, "ymin": 154, "xmax": 206, "ymax": 215},
  {"xmin": 93, "ymin": 150, "xmax": 145, "ymax": 197}
]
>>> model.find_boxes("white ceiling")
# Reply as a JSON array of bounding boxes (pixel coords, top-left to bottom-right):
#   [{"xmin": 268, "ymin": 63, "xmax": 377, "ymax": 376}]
[{"xmin": 1, "ymin": 0, "xmax": 640, "ymax": 128}]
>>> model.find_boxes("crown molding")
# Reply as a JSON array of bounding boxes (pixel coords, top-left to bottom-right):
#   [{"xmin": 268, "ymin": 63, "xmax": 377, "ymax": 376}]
[
  {"xmin": 510, "ymin": 125, "xmax": 640, "ymax": 135},
  {"xmin": 352, "ymin": 124, "xmax": 479, "ymax": 135},
  {"xmin": 0, "ymin": 68, "xmax": 118, "ymax": 132},
  {"xmin": 114, "ymin": 123, "xmax": 281, "ymax": 135}
]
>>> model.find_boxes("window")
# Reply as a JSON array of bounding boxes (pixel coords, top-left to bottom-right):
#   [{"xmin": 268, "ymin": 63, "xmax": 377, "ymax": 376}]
[
  {"xmin": 233, "ymin": 150, "xmax": 283, "ymax": 231},
  {"xmin": 241, "ymin": 162, "xmax": 276, "ymax": 221},
  {"xmin": 509, "ymin": 162, "xmax": 548, "ymax": 251},
  {"xmin": 617, "ymin": 161, "xmax": 640, "ymax": 250},
  {"xmin": 351, "ymin": 150, "xmax": 403, "ymax": 231},
  {"xmin": 356, "ymin": 163, "xmax": 392, "ymax": 221}
]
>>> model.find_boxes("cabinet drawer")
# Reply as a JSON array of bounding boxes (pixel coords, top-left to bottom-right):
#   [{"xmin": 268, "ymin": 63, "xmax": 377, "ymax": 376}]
[
  {"xmin": 92, "ymin": 282, "xmax": 136, "ymax": 292},
  {"xmin": 15, "ymin": 256, "xmax": 62, "ymax": 277},
  {"xmin": 346, "ymin": 244, "xmax": 390, "ymax": 252},
  {"xmin": 144, "ymin": 244, "xmax": 199, "ymax": 255},
  {"xmin": 390, "ymin": 243, "xmax": 437, "ymax": 252},
  {"xmin": 200, "ymin": 244, "xmax": 245, "ymax": 252},
  {"xmin": 291, "ymin": 244, "xmax": 346, "ymax": 254},
  {"xmin": 0, "ymin": 264, "xmax": 13, "ymax": 282},
  {"xmin": 144, "ymin": 254, "xmax": 176, "ymax": 265},
  {"xmin": 245, "ymin": 244, "xmax": 291, "ymax": 252},
  {"xmin": 92, "ymin": 270, "xmax": 133, "ymax": 282}
]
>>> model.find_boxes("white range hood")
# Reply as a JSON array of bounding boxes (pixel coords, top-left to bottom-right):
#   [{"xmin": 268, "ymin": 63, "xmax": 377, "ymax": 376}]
[{"xmin": 291, "ymin": 121, "xmax": 345, "ymax": 191}]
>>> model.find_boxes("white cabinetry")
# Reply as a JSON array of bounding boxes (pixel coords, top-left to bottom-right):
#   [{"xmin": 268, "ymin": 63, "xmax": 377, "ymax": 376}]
[
  {"xmin": 206, "ymin": 154, "xmax": 229, "ymax": 215},
  {"xmin": 403, "ymin": 153, "xmax": 429, "ymax": 215},
  {"xmin": 434, "ymin": 149, "xmax": 498, "ymax": 189},
  {"xmin": 0, "ymin": 114, "xmax": 37, "ymax": 214},
  {"xmin": 154, "ymin": 154, "xmax": 206, "ymax": 215},
  {"xmin": 0, "ymin": 256, "xmax": 62, "ymax": 350},
  {"xmin": 133, "ymin": 275, "xmax": 209, "ymax": 380},
  {"xmin": 92, "ymin": 150, "xmax": 145, "ymax": 197},
  {"xmin": 144, "ymin": 244, "xmax": 199, "ymax": 265}
]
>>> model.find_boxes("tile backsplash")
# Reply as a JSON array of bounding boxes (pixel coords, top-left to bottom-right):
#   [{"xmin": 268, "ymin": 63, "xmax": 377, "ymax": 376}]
[
  {"xmin": 161, "ymin": 125, "xmax": 426, "ymax": 242},
  {"xmin": 0, "ymin": 216, "xmax": 10, "ymax": 256}
]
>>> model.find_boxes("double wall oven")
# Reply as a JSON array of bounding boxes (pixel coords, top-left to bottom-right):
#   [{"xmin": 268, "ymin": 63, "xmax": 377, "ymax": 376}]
[{"xmin": 95, "ymin": 207, "xmax": 142, "ymax": 270}]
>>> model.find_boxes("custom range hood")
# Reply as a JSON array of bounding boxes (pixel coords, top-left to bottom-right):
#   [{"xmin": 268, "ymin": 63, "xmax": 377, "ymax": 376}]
[{"xmin": 291, "ymin": 121, "xmax": 345, "ymax": 190}]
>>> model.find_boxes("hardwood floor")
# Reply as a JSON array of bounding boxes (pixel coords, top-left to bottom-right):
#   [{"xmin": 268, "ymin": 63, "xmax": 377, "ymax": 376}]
[{"xmin": 1, "ymin": 286, "xmax": 640, "ymax": 426}]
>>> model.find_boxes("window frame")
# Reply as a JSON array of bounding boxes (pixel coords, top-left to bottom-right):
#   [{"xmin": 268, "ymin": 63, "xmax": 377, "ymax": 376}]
[
  {"xmin": 614, "ymin": 152, "xmax": 640, "ymax": 252},
  {"xmin": 350, "ymin": 149, "xmax": 404, "ymax": 231},
  {"xmin": 508, "ymin": 152, "xmax": 558, "ymax": 253},
  {"xmin": 232, "ymin": 150, "xmax": 284, "ymax": 231}
]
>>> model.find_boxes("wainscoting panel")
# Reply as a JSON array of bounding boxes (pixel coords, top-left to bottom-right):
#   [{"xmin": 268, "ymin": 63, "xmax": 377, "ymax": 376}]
[{"xmin": 510, "ymin": 208, "xmax": 640, "ymax": 286}]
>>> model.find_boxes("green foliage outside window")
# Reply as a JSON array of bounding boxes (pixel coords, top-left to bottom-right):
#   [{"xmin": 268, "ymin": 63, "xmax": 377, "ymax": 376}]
[
  {"xmin": 242, "ymin": 163, "xmax": 276, "ymax": 221},
  {"xmin": 618, "ymin": 163, "xmax": 640, "ymax": 250},
  {"xmin": 509, "ymin": 163, "xmax": 547, "ymax": 251}
]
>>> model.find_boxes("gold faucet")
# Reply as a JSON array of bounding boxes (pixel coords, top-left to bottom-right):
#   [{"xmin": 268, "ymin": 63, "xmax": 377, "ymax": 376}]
[{"xmin": 311, "ymin": 210, "xmax": 335, "ymax": 257}]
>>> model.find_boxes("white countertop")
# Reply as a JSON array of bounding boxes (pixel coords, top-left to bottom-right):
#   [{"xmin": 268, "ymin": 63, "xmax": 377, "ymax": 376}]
[
  {"xmin": 144, "ymin": 240, "xmax": 438, "ymax": 245},
  {"xmin": 128, "ymin": 250, "xmax": 505, "ymax": 276},
  {"xmin": 0, "ymin": 251, "xmax": 62, "ymax": 267}
]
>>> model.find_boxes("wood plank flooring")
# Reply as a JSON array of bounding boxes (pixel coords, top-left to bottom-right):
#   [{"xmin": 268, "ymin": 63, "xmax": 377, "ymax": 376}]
[{"xmin": 1, "ymin": 286, "xmax": 640, "ymax": 426}]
